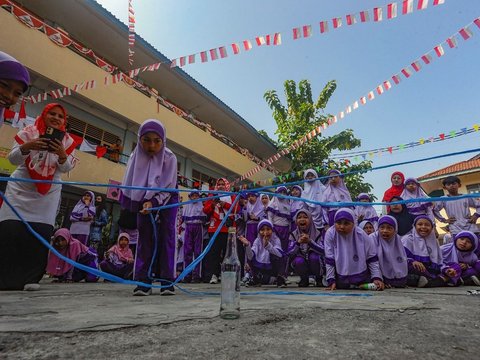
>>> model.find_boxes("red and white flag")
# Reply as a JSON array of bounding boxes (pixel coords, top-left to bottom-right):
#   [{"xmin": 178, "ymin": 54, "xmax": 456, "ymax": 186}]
[
  {"xmin": 332, "ymin": 17, "xmax": 342, "ymax": 29},
  {"xmin": 319, "ymin": 21, "xmax": 329, "ymax": 33},
  {"xmin": 353, "ymin": 101, "xmax": 359, "ymax": 109},
  {"xmin": 374, "ymin": 7, "xmax": 383, "ymax": 22},
  {"xmin": 359, "ymin": 10, "xmax": 369, "ymax": 22},
  {"xmin": 231, "ymin": 43, "xmax": 240, "ymax": 55},
  {"xmin": 459, "ymin": 26, "xmax": 473, "ymax": 40},
  {"xmin": 387, "ymin": 3, "xmax": 398, "ymax": 19},
  {"xmin": 376, "ymin": 85, "xmax": 384, "ymax": 95},
  {"xmin": 402, "ymin": 0, "xmax": 414, "ymax": 14},
  {"xmin": 179, "ymin": 57, "xmax": 186, "ymax": 67},
  {"xmin": 50, "ymin": 89, "xmax": 64, "ymax": 99},
  {"xmin": 383, "ymin": 80, "xmax": 392, "ymax": 90},
  {"xmin": 421, "ymin": 53, "xmax": 432, "ymax": 64},
  {"xmin": 339, "ymin": 111, "xmax": 345, "ymax": 119},
  {"xmin": 392, "ymin": 74, "xmax": 402, "ymax": 84},
  {"xmin": 273, "ymin": 33, "xmax": 282, "ymax": 45},
  {"xmin": 12, "ymin": 5, "xmax": 44, "ymax": 29},
  {"xmin": 417, "ymin": 0, "xmax": 428, "ymax": 10},
  {"xmin": 255, "ymin": 36, "xmax": 266, "ymax": 46},
  {"xmin": 45, "ymin": 25, "xmax": 72, "ymax": 47},
  {"xmin": 446, "ymin": 36, "xmax": 457, "ymax": 48},
  {"xmin": 346, "ymin": 14, "xmax": 356, "ymax": 26},
  {"xmin": 411, "ymin": 60, "xmax": 421, "ymax": 72},
  {"xmin": 84, "ymin": 80, "xmax": 96, "ymax": 90},
  {"xmin": 243, "ymin": 40, "xmax": 252, "ymax": 51},
  {"xmin": 219, "ymin": 46, "xmax": 228, "ymax": 58},
  {"xmin": 368, "ymin": 91, "xmax": 375, "ymax": 100},
  {"xmin": 95, "ymin": 56, "xmax": 116, "ymax": 73},
  {"xmin": 302, "ymin": 25, "xmax": 312, "ymax": 38},
  {"xmin": 434, "ymin": 44, "xmax": 445, "ymax": 57},
  {"xmin": 188, "ymin": 54, "xmax": 195, "ymax": 64},
  {"xmin": 293, "ymin": 27, "xmax": 301, "ymax": 40},
  {"xmin": 73, "ymin": 42, "xmax": 95, "ymax": 57},
  {"xmin": 360, "ymin": 96, "xmax": 367, "ymax": 105},
  {"xmin": 147, "ymin": 63, "xmax": 161, "ymax": 71},
  {"xmin": 433, "ymin": 0, "xmax": 445, "ymax": 5},
  {"xmin": 169, "ymin": 59, "xmax": 177, "ymax": 68},
  {"xmin": 474, "ymin": 18, "xmax": 480, "ymax": 29},
  {"xmin": 200, "ymin": 51, "xmax": 208, "ymax": 62},
  {"xmin": 401, "ymin": 67, "xmax": 412, "ymax": 77},
  {"xmin": 209, "ymin": 48, "xmax": 219, "ymax": 61}
]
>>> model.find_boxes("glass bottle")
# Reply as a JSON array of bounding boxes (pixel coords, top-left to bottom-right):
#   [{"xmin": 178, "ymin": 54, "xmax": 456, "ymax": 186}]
[{"xmin": 220, "ymin": 226, "xmax": 241, "ymax": 319}]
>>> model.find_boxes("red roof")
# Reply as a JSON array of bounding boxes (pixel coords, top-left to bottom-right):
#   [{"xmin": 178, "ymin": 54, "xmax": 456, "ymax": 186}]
[{"xmin": 418, "ymin": 155, "xmax": 480, "ymax": 180}]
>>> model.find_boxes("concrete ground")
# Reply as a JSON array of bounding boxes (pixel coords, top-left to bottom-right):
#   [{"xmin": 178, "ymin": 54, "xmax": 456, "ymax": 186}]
[{"xmin": 0, "ymin": 280, "xmax": 479, "ymax": 359}]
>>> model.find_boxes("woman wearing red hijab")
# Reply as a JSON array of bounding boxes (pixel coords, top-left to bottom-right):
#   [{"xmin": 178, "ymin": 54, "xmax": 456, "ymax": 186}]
[
  {"xmin": 0, "ymin": 103, "xmax": 77, "ymax": 291},
  {"xmin": 382, "ymin": 171, "xmax": 405, "ymax": 213}
]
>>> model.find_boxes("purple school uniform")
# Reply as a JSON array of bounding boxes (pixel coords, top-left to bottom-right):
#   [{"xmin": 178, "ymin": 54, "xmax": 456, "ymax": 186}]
[
  {"xmin": 400, "ymin": 178, "xmax": 434, "ymax": 220},
  {"xmin": 321, "ymin": 170, "xmax": 353, "ymax": 226},
  {"xmin": 120, "ymin": 119, "xmax": 178, "ymax": 284},
  {"xmin": 267, "ymin": 187, "xmax": 291, "ymax": 254},
  {"xmin": 434, "ymin": 196, "xmax": 480, "ymax": 235},
  {"xmin": 302, "ymin": 169, "xmax": 326, "ymax": 229},
  {"xmin": 354, "ymin": 193, "xmax": 379, "ymax": 228},
  {"xmin": 69, "ymin": 191, "xmax": 96, "ymax": 245},
  {"xmin": 324, "ymin": 208, "xmax": 382, "ymax": 288},
  {"xmin": 182, "ymin": 197, "xmax": 207, "ymax": 281},
  {"xmin": 441, "ymin": 231, "xmax": 480, "ymax": 284}
]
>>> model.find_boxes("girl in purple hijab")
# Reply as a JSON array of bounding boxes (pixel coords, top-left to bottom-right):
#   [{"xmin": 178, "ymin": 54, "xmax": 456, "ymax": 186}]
[
  {"xmin": 289, "ymin": 185, "xmax": 305, "ymax": 232},
  {"xmin": 400, "ymin": 178, "xmax": 434, "ymax": 220},
  {"xmin": 302, "ymin": 169, "xmax": 326, "ymax": 230},
  {"xmin": 0, "ymin": 51, "xmax": 30, "ymax": 128},
  {"xmin": 354, "ymin": 193, "xmax": 379, "ymax": 228},
  {"xmin": 321, "ymin": 169, "xmax": 353, "ymax": 227},
  {"xmin": 69, "ymin": 191, "xmax": 96, "ymax": 246},
  {"xmin": 370, "ymin": 215, "xmax": 408, "ymax": 288},
  {"xmin": 402, "ymin": 215, "xmax": 455, "ymax": 287},
  {"xmin": 441, "ymin": 231, "xmax": 480, "ymax": 286},
  {"xmin": 324, "ymin": 208, "xmax": 384, "ymax": 290},
  {"xmin": 121, "ymin": 119, "xmax": 178, "ymax": 296},
  {"xmin": 245, "ymin": 192, "xmax": 264, "ymax": 245},
  {"xmin": 287, "ymin": 209, "xmax": 324, "ymax": 287}
]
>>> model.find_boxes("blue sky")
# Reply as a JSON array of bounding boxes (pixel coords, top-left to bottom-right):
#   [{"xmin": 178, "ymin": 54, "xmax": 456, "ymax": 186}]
[{"xmin": 97, "ymin": 0, "xmax": 480, "ymax": 202}]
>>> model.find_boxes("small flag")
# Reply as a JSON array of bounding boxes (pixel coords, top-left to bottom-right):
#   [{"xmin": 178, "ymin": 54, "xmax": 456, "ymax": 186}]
[
  {"xmin": 446, "ymin": 36, "xmax": 457, "ymax": 48},
  {"xmin": 373, "ymin": 7, "xmax": 383, "ymax": 22},
  {"xmin": 419, "ymin": 138, "xmax": 425, "ymax": 144},
  {"xmin": 353, "ymin": 101, "xmax": 359, "ymax": 109},
  {"xmin": 147, "ymin": 63, "xmax": 161, "ymax": 71},
  {"xmin": 219, "ymin": 46, "xmax": 228, "ymax": 58},
  {"xmin": 411, "ymin": 60, "xmax": 421, "ymax": 72},
  {"xmin": 332, "ymin": 17, "xmax": 342, "ymax": 29},
  {"xmin": 265, "ymin": 34, "xmax": 271, "ymax": 45},
  {"xmin": 200, "ymin": 51, "xmax": 208, "ymax": 62},
  {"xmin": 459, "ymin": 26, "xmax": 473, "ymax": 40},
  {"xmin": 387, "ymin": 3, "xmax": 398, "ymax": 19},
  {"xmin": 273, "ymin": 33, "xmax": 282, "ymax": 45},
  {"xmin": 368, "ymin": 91, "xmax": 375, "ymax": 100},
  {"xmin": 293, "ymin": 28, "xmax": 301, "ymax": 40},
  {"xmin": 376, "ymin": 85, "xmax": 384, "ymax": 95},
  {"xmin": 209, "ymin": 49, "xmax": 218, "ymax": 61},
  {"xmin": 417, "ymin": 0, "xmax": 429, "ymax": 10},
  {"xmin": 170, "ymin": 59, "xmax": 177, "ymax": 68},
  {"xmin": 401, "ymin": 67, "xmax": 412, "ymax": 78},
  {"xmin": 392, "ymin": 74, "xmax": 401, "ymax": 84},
  {"xmin": 231, "ymin": 43, "xmax": 240, "ymax": 54},
  {"xmin": 359, "ymin": 10, "xmax": 369, "ymax": 22},
  {"xmin": 421, "ymin": 53, "xmax": 432, "ymax": 64},
  {"xmin": 179, "ymin": 57, "xmax": 186, "ymax": 67},
  {"xmin": 402, "ymin": 0, "xmax": 414, "ymax": 14},
  {"xmin": 188, "ymin": 54, "xmax": 196, "ymax": 64},
  {"xmin": 302, "ymin": 25, "xmax": 312, "ymax": 38},
  {"xmin": 383, "ymin": 80, "xmax": 392, "ymax": 90},
  {"xmin": 434, "ymin": 45, "xmax": 445, "ymax": 57},
  {"xmin": 473, "ymin": 124, "xmax": 479, "ymax": 131},
  {"xmin": 319, "ymin": 21, "xmax": 329, "ymax": 33},
  {"xmin": 255, "ymin": 36, "xmax": 266, "ymax": 46},
  {"xmin": 439, "ymin": 133, "xmax": 445, "ymax": 140},
  {"xmin": 360, "ymin": 96, "xmax": 367, "ymax": 105},
  {"xmin": 243, "ymin": 40, "xmax": 252, "ymax": 51},
  {"xmin": 433, "ymin": 0, "xmax": 445, "ymax": 5},
  {"xmin": 346, "ymin": 14, "xmax": 356, "ymax": 26},
  {"xmin": 474, "ymin": 18, "xmax": 480, "ymax": 29}
]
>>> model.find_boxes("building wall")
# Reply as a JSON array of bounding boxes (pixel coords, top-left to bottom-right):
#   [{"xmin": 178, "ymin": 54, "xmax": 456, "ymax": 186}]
[{"xmin": 0, "ymin": 10, "xmax": 276, "ymax": 183}]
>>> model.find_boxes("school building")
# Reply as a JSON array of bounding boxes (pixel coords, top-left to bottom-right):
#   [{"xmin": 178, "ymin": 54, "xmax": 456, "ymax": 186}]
[{"xmin": 0, "ymin": 0, "xmax": 290, "ymax": 230}]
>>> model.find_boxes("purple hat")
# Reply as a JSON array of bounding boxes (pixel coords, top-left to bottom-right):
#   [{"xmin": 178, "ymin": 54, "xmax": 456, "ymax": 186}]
[
  {"xmin": 334, "ymin": 208, "xmax": 355, "ymax": 223},
  {"xmin": 404, "ymin": 177, "xmax": 420, "ymax": 186},
  {"xmin": 0, "ymin": 51, "xmax": 30, "ymax": 91},
  {"xmin": 357, "ymin": 193, "xmax": 371, "ymax": 201},
  {"xmin": 413, "ymin": 215, "xmax": 434, "ymax": 227},
  {"xmin": 257, "ymin": 219, "xmax": 273, "ymax": 231},
  {"xmin": 140, "ymin": 119, "xmax": 166, "ymax": 139},
  {"xmin": 378, "ymin": 215, "xmax": 397, "ymax": 229},
  {"xmin": 328, "ymin": 169, "xmax": 342, "ymax": 176}
]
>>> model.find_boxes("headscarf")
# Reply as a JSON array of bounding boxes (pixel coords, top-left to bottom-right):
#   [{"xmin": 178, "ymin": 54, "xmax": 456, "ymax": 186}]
[
  {"xmin": 371, "ymin": 215, "xmax": 408, "ymax": 280},
  {"xmin": 354, "ymin": 193, "xmax": 378, "ymax": 224},
  {"xmin": 182, "ymin": 190, "xmax": 205, "ymax": 219},
  {"xmin": 401, "ymin": 215, "xmax": 443, "ymax": 268},
  {"xmin": 302, "ymin": 169, "xmax": 325, "ymax": 203},
  {"xmin": 71, "ymin": 191, "xmax": 96, "ymax": 219},
  {"xmin": 13, "ymin": 103, "xmax": 76, "ymax": 194},
  {"xmin": 387, "ymin": 196, "xmax": 416, "ymax": 236},
  {"xmin": 267, "ymin": 186, "xmax": 290, "ymax": 218},
  {"xmin": 0, "ymin": 51, "xmax": 30, "ymax": 91},
  {"xmin": 400, "ymin": 177, "xmax": 432, "ymax": 211},
  {"xmin": 290, "ymin": 185, "xmax": 305, "ymax": 218},
  {"xmin": 292, "ymin": 209, "xmax": 320, "ymax": 241},
  {"xmin": 246, "ymin": 192, "xmax": 264, "ymax": 219},
  {"xmin": 321, "ymin": 169, "xmax": 352, "ymax": 204},
  {"xmin": 325, "ymin": 208, "xmax": 374, "ymax": 276},
  {"xmin": 251, "ymin": 219, "xmax": 282, "ymax": 264},
  {"xmin": 46, "ymin": 228, "xmax": 89, "ymax": 276},
  {"xmin": 120, "ymin": 119, "xmax": 177, "ymax": 211},
  {"xmin": 107, "ymin": 232, "xmax": 134, "ymax": 263},
  {"xmin": 441, "ymin": 231, "xmax": 478, "ymax": 265},
  {"xmin": 359, "ymin": 220, "xmax": 374, "ymax": 233},
  {"xmin": 382, "ymin": 171, "xmax": 405, "ymax": 202}
]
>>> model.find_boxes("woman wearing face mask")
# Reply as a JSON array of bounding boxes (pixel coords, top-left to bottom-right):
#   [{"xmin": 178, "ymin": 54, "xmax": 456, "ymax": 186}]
[{"xmin": 0, "ymin": 103, "xmax": 76, "ymax": 291}]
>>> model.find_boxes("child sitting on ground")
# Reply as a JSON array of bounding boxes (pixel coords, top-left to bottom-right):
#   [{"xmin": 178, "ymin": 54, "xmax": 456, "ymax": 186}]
[{"xmin": 100, "ymin": 233, "xmax": 134, "ymax": 280}]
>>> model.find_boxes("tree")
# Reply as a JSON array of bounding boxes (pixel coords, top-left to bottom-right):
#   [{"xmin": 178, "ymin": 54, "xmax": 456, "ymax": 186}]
[{"xmin": 263, "ymin": 79, "xmax": 374, "ymax": 199}]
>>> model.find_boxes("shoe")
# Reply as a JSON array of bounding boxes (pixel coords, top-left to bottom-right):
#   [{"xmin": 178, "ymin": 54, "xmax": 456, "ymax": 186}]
[
  {"xmin": 277, "ymin": 276, "xmax": 287, "ymax": 288},
  {"xmin": 470, "ymin": 275, "xmax": 480, "ymax": 286},
  {"xmin": 425, "ymin": 277, "xmax": 447, "ymax": 288},
  {"xmin": 308, "ymin": 277, "xmax": 316, "ymax": 286},
  {"xmin": 160, "ymin": 286, "xmax": 175, "ymax": 296},
  {"xmin": 209, "ymin": 274, "xmax": 219, "ymax": 284},
  {"xmin": 298, "ymin": 277, "xmax": 309, "ymax": 288},
  {"xmin": 23, "ymin": 283, "xmax": 40, "ymax": 291},
  {"xmin": 133, "ymin": 286, "xmax": 152, "ymax": 296},
  {"xmin": 417, "ymin": 276, "xmax": 428, "ymax": 288},
  {"xmin": 321, "ymin": 276, "xmax": 328, "ymax": 287}
]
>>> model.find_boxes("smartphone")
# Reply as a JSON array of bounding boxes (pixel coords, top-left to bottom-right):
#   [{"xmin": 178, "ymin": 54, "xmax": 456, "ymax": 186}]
[{"xmin": 44, "ymin": 126, "xmax": 65, "ymax": 151}]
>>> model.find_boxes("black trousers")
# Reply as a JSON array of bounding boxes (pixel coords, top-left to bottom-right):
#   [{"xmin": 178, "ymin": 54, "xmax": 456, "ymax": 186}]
[
  {"xmin": 205, "ymin": 232, "xmax": 228, "ymax": 278},
  {"xmin": 0, "ymin": 220, "xmax": 52, "ymax": 290}
]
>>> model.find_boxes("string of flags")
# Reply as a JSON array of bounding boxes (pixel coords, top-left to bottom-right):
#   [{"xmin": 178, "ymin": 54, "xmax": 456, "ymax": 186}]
[
  {"xmin": 236, "ymin": 16, "xmax": 480, "ymax": 182},
  {"xmin": 128, "ymin": 0, "xmax": 135, "ymax": 66}
]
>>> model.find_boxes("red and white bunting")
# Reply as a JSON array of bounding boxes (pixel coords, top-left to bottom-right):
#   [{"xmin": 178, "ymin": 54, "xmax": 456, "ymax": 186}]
[
  {"xmin": 219, "ymin": 47, "xmax": 228, "ymax": 58},
  {"xmin": 128, "ymin": 0, "xmax": 135, "ymax": 65},
  {"xmin": 459, "ymin": 26, "xmax": 473, "ymax": 40},
  {"xmin": 243, "ymin": 40, "xmax": 253, "ymax": 51},
  {"xmin": 376, "ymin": 85, "xmax": 384, "ymax": 95},
  {"xmin": 387, "ymin": 3, "xmax": 398, "ymax": 19},
  {"xmin": 188, "ymin": 54, "xmax": 196, "ymax": 64},
  {"xmin": 421, "ymin": 53, "xmax": 432, "ymax": 64},
  {"xmin": 44, "ymin": 25, "xmax": 72, "ymax": 47},
  {"xmin": 446, "ymin": 36, "xmax": 458, "ymax": 48},
  {"xmin": 360, "ymin": 97, "xmax": 367, "ymax": 105},
  {"xmin": 293, "ymin": 27, "xmax": 301, "ymax": 40},
  {"xmin": 401, "ymin": 67, "xmax": 412, "ymax": 77},
  {"xmin": 368, "ymin": 91, "xmax": 375, "ymax": 100},
  {"xmin": 179, "ymin": 57, "xmax": 186, "ymax": 67},
  {"xmin": 411, "ymin": 60, "xmax": 421, "ymax": 72},
  {"xmin": 433, "ymin": 0, "xmax": 445, "ymax": 5},
  {"xmin": 231, "ymin": 43, "xmax": 240, "ymax": 55},
  {"xmin": 417, "ymin": 0, "xmax": 429, "ymax": 10},
  {"xmin": 332, "ymin": 17, "xmax": 342, "ymax": 29},
  {"xmin": 434, "ymin": 44, "xmax": 445, "ymax": 57},
  {"xmin": 200, "ymin": 51, "xmax": 208, "ymax": 62},
  {"xmin": 359, "ymin": 10, "xmax": 370, "ymax": 22},
  {"xmin": 303, "ymin": 25, "xmax": 312, "ymax": 38},
  {"xmin": 319, "ymin": 21, "xmax": 329, "ymax": 33},
  {"xmin": 402, "ymin": 0, "xmax": 414, "ymax": 15},
  {"xmin": 11, "ymin": 4, "xmax": 44, "ymax": 29},
  {"xmin": 95, "ymin": 56, "xmax": 116, "ymax": 73},
  {"xmin": 383, "ymin": 80, "xmax": 392, "ymax": 90},
  {"xmin": 73, "ymin": 42, "xmax": 95, "ymax": 57},
  {"xmin": 392, "ymin": 74, "xmax": 402, "ymax": 84},
  {"xmin": 474, "ymin": 18, "xmax": 480, "ymax": 29},
  {"xmin": 373, "ymin": 7, "xmax": 383, "ymax": 22},
  {"xmin": 255, "ymin": 36, "xmax": 266, "ymax": 46},
  {"xmin": 273, "ymin": 33, "xmax": 282, "ymax": 45},
  {"xmin": 170, "ymin": 59, "xmax": 177, "ymax": 68},
  {"xmin": 346, "ymin": 14, "xmax": 356, "ymax": 26},
  {"xmin": 209, "ymin": 48, "xmax": 219, "ymax": 61}
]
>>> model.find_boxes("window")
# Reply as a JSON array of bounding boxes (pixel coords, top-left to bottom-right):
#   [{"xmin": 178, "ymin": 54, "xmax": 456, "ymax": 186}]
[
  {"xmin": 466, "ymin": 183, "xmax": 480, "ymax": 194},
  {"xmin": 68, "ymin": 115, "xmax": 120, "ymax": 147},
  {"xmin": 192, "ymin": 169, "xmax": 213, "ymax": 184}
]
